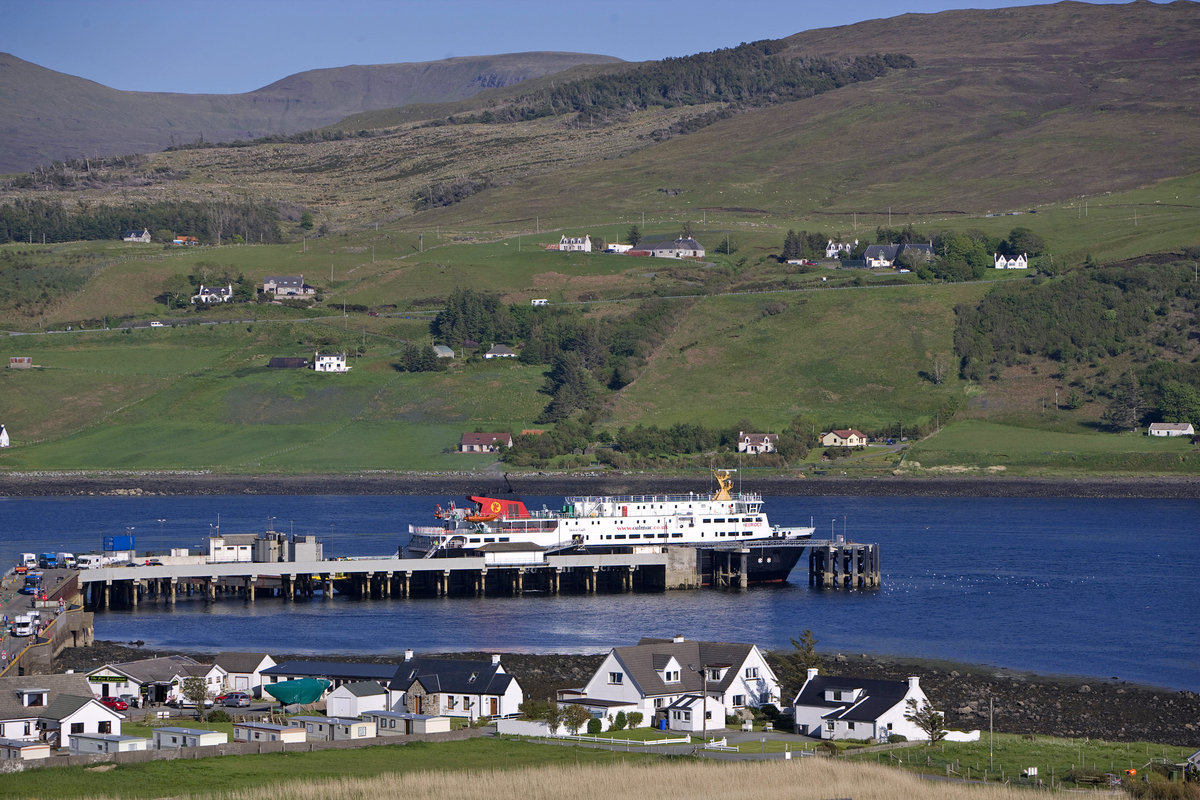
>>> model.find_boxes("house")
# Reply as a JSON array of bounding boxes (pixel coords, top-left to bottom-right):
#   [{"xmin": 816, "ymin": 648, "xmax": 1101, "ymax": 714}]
[
  {"xmin": 69, "ymin": 733, "xmax": 149, "ymax": 754},
  {"xmin": 0, "ymin": 674, "xmax": 111, "ymax": 743},
  {"xmin": 484, "ymin": 344, "xmax": 517, "ymax": 359},
  {"xmin": 863, "ymin": 245, "xmax": 901, "ymax": 268},
  {"xmin": 268, "ymin": 357, "xmax": 309, "ymax": 369},
  {"xmin": 0, "ymin": 424, "xmax": 8, "ymax": 448},
  {"xmin": 9, "ymin": 357, "xmax": 33, "ymax": 369},
  {"xmin": 559, "ymin": 635, "xmax": 781, "ymax": 729},
  {"xmin": 648, "ymin": 238, "xmax": 705, "ymax": 259},
  {"xmin": 821, "ymin": 429, "xmax": 867, "ymax": 447},
  {"xmin": 288, "ymin": 716, "xmax": 376, "ymax": 741},
  {"xmin": 86, "ymin": 655, "xmax": 226, "ymax": 706},
  {"xmin": 1148, "ymin": 422, "xmax": 1194, "ymax": 437},
  {"xmin": 327, "ymin": 681, "xmax": 390, "ymax": 718},
  {"xmin": 191, "ymin": 284, "xmax": 233, "ymax": 303},
  {"xmin": 39, "ymin": 695, "xmax": 126, "ymax": 750},
  {"xmin": 792, "ymin": 668, "xmax": 931, "ymax": 741},
  {"xmin": 233, "ymin": 722, "xmax": 306, "ymax": 744},
  {"xmin": 460, "ymin": 432, "xmax": 513, "ymax": 453},
  {"xmin": 994, "ymin": 253, "xmax": 1028, "ymax": 269},
  {"xmin": 172, "ymin": 236, "xmax": 200, "ymax": 246},
  {"xmin": 122, "ymin": 229, "xmax": 152, "ymax": 243},
  {"xmin": 390, "ymin": 652, "xmax": 524, "ymax": 721},
  {"xmin": 826, "ymin": 240, "xmax": 857, "ymax": 259},
  {"xmin": 152, "ymin": 727, "xmax": 228, "ymax": 749},
  {"xmin": 605, "ymin": 243, "xmax": 634, "ymax": 254},
  {"xmin": 263, "ymin": 275, "xmax": 315, "ymax": 298},
  {"xmin": 432, "ymin": 346, "xmax": 455, "ymax": 358},
  {"xmin": 363, "ymin": 710, "xmax": 451, "ymax": 736},
  {"xmin": 312, "ymin": 352, "xmax": 349, "ymax": 373},
  {"xmin": 0, "ymin": 738, "xmax": 50, "ymax": 760},
  {"xmin": 737, "ymin": 432, "xmax": 778, "ymax": 454},
  {"xmin": 559, "ymin": 235, "xmax": 592, "ymax": 252},
  {"xmin": 215, "ymin": 652, "xmax": 276, "ymax": 697}
]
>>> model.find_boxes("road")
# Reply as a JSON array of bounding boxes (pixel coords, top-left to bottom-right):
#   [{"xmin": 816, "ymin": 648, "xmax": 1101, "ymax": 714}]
[{"xmin": 0, "ymin": 567, "xmax": 73, "ymax": 672}]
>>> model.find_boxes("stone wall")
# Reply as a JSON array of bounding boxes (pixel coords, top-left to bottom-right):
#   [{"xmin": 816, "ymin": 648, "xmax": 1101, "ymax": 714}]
[{"xmin": 665, "ymin": 546, "xmax": 700, "ymax": 589}]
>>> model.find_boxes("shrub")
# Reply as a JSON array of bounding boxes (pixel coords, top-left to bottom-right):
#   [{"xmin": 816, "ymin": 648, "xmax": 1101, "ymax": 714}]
[
  {"xmin": 627, "ymin": 712, "xmax": 643, "ymax": 728},
  {"xmin": 586, "ymin": 718, "xmax": 602, "ymax": 735},
  {"xmin": 206, "ymin": 709, "xmax": 232, "ymax": 723},
  {"xmin": 612, "ymin": 711, "xmax": 627, "ymax": 731},
  {"xmin": 887, "ymin": 733, "xmax": 907, "ymax": 743}
]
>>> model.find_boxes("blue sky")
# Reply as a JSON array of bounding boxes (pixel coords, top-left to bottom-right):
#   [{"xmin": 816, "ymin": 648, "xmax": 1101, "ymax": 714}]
[{"xmin": 2, "ymin": 0, "xmax": 1157, "ymax": 95}]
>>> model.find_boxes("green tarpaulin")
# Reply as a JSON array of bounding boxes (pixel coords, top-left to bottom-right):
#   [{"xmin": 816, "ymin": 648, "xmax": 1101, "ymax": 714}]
[{"xmin": 264, "ymin": 678, "xmax": 330, "ymax": 705}]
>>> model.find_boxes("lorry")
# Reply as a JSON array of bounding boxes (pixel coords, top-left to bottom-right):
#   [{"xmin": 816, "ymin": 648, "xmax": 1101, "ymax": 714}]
[
  {"xmin": 17, "ymin": 553, "xmax": 36, "ymax": 573},
  {"xmin": 38, "ymin": 553, "xmax": 57, "ymax": 569},
  {"xmin": 55, "ymin": 552, "xmax": 76, "ymax": 569}
]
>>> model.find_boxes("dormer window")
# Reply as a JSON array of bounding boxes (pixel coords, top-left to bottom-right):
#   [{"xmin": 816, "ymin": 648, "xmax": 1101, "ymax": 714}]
[
  {"xmin": 663, "ymin": 670, "xmax": 680, "ymax": 683},
  {"xmin": 20, "ymin": 689, "xmax": 48, "ymax": 708}
]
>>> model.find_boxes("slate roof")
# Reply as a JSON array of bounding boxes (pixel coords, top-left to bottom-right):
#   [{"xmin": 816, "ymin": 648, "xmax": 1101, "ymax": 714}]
[
  {"xmin": 337, "ymin": 681, "xmax": 388, "ymax": 697},
  {"xmin": 863, "ymin": 244, "xmax": 901, "ymax": 262},
  {"xmin": 0, "ymin": 674, "xmax": 95, "ymax": 722},
  {"xmin": 486, "ymin": 345, "xmax": 516, "ymax": 357},
  {"xmin": 265, "ymin": 276, "xmax": 303, "ymax": 288},
  {"xmin": 93, "ymin": 655, "xmax": 205, "ymax": 685},
  {"xmin": 609, "ymin": 638, "xmax": 760, "ymax": 697},
  {"xmin": 262, "ymin": 661, "xmax": 398, "ymax": 682},
  {"xmin": 794, "ymin": 674, "xmax": 913, "ymax": 723},
  {"xmin": 390, "ymin": 657, "xmax": 516, "ymax": 697},
  {"xmin": 215, "ymin": 652, "xmax": 272, "ymax": 675},
  {"xmin": 649, "ymin": 238, "xmax": 703, "ymax": 251},
  {"xmin": 461, "ymin": 432, "xmax": 513, "ymax": 448},
  {"xmin": 41, "ymin": 694, "xmax": 107, "ymax": 721}
]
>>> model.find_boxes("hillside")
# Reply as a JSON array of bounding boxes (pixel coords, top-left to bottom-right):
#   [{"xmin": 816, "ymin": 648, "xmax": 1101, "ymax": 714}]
[{"xmin": 0, "ymin": 51, "xmax": 623, "ymax": 173}]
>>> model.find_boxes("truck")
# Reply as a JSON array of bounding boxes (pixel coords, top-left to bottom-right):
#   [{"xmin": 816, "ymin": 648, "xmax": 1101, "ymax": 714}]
[
  {"xmin": 17, "ymin": 553, "xmax": 36, "ymax": 572},
  {"xmin": 55, "ymin": 552, "xmax": 76, "ymax": 569},
  {"xmin": 38, "ymin": 553, "xmax": 57, "ymax": 569}
]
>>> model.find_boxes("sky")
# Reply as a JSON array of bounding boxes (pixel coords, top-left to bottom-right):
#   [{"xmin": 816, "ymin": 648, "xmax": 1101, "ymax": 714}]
[{"xmin": 1, "ymin": 0, "xmax": 1159, "ymax": 95}]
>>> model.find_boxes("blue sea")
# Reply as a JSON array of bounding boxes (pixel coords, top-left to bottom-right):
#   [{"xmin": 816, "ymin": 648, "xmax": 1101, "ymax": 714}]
[{"xmin": 1, "ymin": 493, "xmax": 1196, "ymax": 690}]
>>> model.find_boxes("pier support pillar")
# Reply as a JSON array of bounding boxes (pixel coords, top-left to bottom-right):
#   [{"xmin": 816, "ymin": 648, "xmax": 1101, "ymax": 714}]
[
  {"xmin": 478, "ymin": 569, "xmax": 486, "ymax": 596},
  {"xmin": 130, "ymin": 580, "xmax": 138, "ymax": 608},
  {"xmin": 552, "ymin": 568, "xmax": 561, "ymax": 595},
  {"xmin": 739, "ymin": 553, "xmax": 748, "ymax": 591},
  {"xmin": 442, "ymin": 570, "xmax": 451, "ymax": 597},
  {"xmin": 384, "ymin": 572, "xmax": 392, "ymax": 598},
  {"xmin": 516, "ymin": 568, "xmax": 524, "ymax": 594},
  {"xmin": 168, "ymin": 578, "xmax": 177, "ymax": 605},
  {"xmin": 103, "ymin": 581, "xmax": 111, "ymax": 610},
  {"xmin": 206, "ymin": 578, "xmax": 216, "ymax": 603},
  {"xmin": 284, "ymin": 575, "xmax": 294, "ymax": 601},
  {"xmin": 246, "ymin": 576, "xmax": 256, "ymax": 603},
  {"xmin": 403, "ymin": 572, "xmax": 411, "ymax": 598},
  {"xmin": 591, "ymin": 567, "xmax": 599, "ymax": 593}
]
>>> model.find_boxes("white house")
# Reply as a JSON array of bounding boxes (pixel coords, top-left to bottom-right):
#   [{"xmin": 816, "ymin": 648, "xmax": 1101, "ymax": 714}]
[
  {"xmin": 821, "ymin": 429, "xmax": 867, "ymax": 447},
  {"xmin": 327, "ymin": 681, "xmax": 390, "ymax": 718},
  {"xmin": 559, "ymin": 235, "xmax": 592, "ymax": 252},
  {"xmin": 152, "ymin": 727, "xmax": 228, "ymax": 749},
  {"xmin": 363, "ymin": 710, "xmax": 451, "ymax": 736},
  {"xmin": 69, "ymin": 733, "xmax": 148, "ymax": 755},
  {"xmin": 0, "ymin": 674, "xmax": 109, "ymax": 743},
  {"xmin": 460, "ymin": 432, "xmax": 513, "ymax": 452},
  {"xmin": 665, "ymin": 694, "xmax": 725, "ymax": 733},
  {"xmin": 648, "ymin": 238, "xmax": 705, "ymax": 259},
  {"xmin": 605, "ymin": 243, "xmax": 634, "ymax": 254},
  {"xmin": 313, "ymin": 352, "xmax": 349, "ymax": 372},
  {"xmin": 123, "ymin": 229, "xmax": 152, "ymax": 243},
  {"xmin": 863, "ymin": 244, "xmax": 901, "ymax": 268},
  {"xmin": 994, "ymin": 253, "xmax": 1028, "ymax": 269},
  {"xmin": 191, "ymin": 284, "xmax": 233, "ymax": 303},
  {"xmin": 86, "ymin": 656, "xmax": 227, "ymax": 706},
  {"xmin": 215, "ymin": 652, "xmax": 276, "ymax": 696},
  {"xmin": 0, "ymin": 424, "xmax": 8, "ymax": 448},
  {"xmin": 484, "ymin": 344, "xmax": 517, "ymax": 359},
  {"xmin": 792, "ymin": 668, "xmax": 931, "ymax": 741},
  {"xmin": 560, "ymin": 636, "xmax": 781, "ymax": 729},
  {"xmin": 737, "ymin": 432, "xmax": 777, "ymax": 454},
  {"xmin": 289, "ymin": 716, "xmax": 376, "ymax": 741},
  {"xmin": 39, "ymin": 695, "xmax": 125, "ymax": 750},
  {"xmin": 233, "ymin": 722, "xmax": 306, "ymax": 744},
  {"xmin": 390, "ymin": 653, "xmax": 524, "ymax": 721},
  {"xmin": 1148, "ymin": 422, "xmax": 1194, "ymax": 437},
  {"xmin": 826, "ymin": 240, "xmax": 857, "ymax": 259}
]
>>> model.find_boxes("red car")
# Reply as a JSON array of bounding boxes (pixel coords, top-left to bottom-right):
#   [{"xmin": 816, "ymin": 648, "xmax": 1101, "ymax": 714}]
[{"xmin": 99, "ymin": 697, "xmax": 128, "ymax": 711}]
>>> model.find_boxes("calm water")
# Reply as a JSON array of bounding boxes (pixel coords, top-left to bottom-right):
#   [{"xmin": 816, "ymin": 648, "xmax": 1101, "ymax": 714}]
[{"xmin": 1, "ymin": 493, "xmax": 1196, "ymax": 690}]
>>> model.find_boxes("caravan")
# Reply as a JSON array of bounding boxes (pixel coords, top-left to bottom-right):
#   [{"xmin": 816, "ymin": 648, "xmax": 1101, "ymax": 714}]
[{"xmin": 75, "ymin": 555, "xmax": 103, "ymax": 570}]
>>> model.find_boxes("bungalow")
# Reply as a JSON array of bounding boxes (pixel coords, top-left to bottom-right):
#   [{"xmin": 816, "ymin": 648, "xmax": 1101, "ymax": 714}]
[
  {"xmin": 0, "ymin": 738, "xmax": 50, "ymax": 760},
  {"xmin": 826, "ymin": 240, "xmax": 857, "ymax": 259},
  {"xmin": 559, "ymin": 635, "xmax": 781, "ymax": 729},
  {"xmin": 233, "ymin": 722, "xmax": 306, "ymax": 744},
  {"xmin": 605, "ymin": 243, "xmax": 634, "ymax": 254},
  {"xmin": 327, "ymin": 681, "xmax": 390, "ymax": 718},
  {"xmin": 363, "ymin": 710, "xmax": 451, "ymax": 735},
  {"xmin": 484, "ymin": 344, "xmax": 517, "ymax": 359},
  {"xmin": 821, "ymin": 429, "xmax": 867, "ymax": 447},
  {"xmin": 288, "ymin": 716, "xmax": 376, "ymax": 742},
  {"xmin": 40, "ymin": 695, "xmax": 126, "ymax": 750},
  {"xmin": 737, "ymin": 432, "xmax": 777, "ymax": 454},
  {"xmin": 460, "ymin": 432, "xmax": 513, "ymax": 453},
  {"xmin": 263, "ymin": 275, "xmax": 315, "ymax": 298},
  {"xmin": 559, "ymin": 235, "xmax": 592, "ymax": 252},
  {"xmin": 648, "ymin": 238, "xmax": 705, "ymax": 259},
  {"xmin": 69, "ymin": 733, "xmax": 149, "ymax": 755},
  {"xmin": 898, "ymin": 243, "xmax": 934, "ymax": 264},
  {"xmin": 390, "ymin": 652, "xmax": 524, "ymax": 721},
  {"xmin": 0, "ymin": 674, "xmax": 98, "ymax": 742},
  {"xmin": 261, "ymin": 660, "xmax": 399, "ymax": 698},
  {"xmin": 215, "ymin": 652, "xmax": 276, "ymax": 696},
  {"xmin": 312, "ymin": 352, "xmax": 349, "ymax": 373},
  {"xmin": 152, "ymin": 727, "xmax": 228, "ymax": 749},
  {"xmin": 122, "ymin": 229, "xmax": 152, "ymax": 243},
  {"xmin": 191, "ymin": 284, "xmax": 234, "ymax": 303},
  {"xmin": 994, "ymin": 253, "xmax": 1028, "ymax": 269},
  {"xmin": 1148, "ymin": 422, "xmax": 1194, "ymax": 437},
  {"xmin": 792, "ymin": 668, "xmax": 931, "ymax": 742},
  {"xmin": 85, "ymin": 655, "xmax": 226, "ymax": 706}
]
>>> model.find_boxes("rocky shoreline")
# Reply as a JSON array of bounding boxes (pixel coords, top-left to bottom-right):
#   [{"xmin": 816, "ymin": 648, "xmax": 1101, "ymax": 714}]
[
  {"xmin": 54, "ymin": 642, "xmax": 1198, "ymax": 748},
  {"xmin": 3, "ymin": 471, "xmax": 1200, "ymax": 498}
]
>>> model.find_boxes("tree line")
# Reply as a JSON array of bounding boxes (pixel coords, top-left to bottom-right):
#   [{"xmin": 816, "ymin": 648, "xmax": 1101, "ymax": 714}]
[{"xmin": 0, "ymin": 198, "xmax": 284, "ymax": 245}]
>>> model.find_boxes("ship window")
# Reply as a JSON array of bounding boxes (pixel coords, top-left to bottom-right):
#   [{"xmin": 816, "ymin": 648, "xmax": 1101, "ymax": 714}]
[
  {"xmin": 614, "ymin": 535, "xmax": 626, "ymax": 540},
  {"xmin": 743, "ymin": 531, "xmax": 753, "ymax": 536},
  {"xmin": 670, "ymin": 533, "xmax": 682, "ymax": 538},
  {"xmin": 469, "ymin": 538, "xmax": 481, "ymax": 543},
  {"xmin": 499, "ymin": 537, "xmax": 509, "ymax": 542},
  {"xmin": 628, "ymin": 534, "xmax": 640, "ymax": 539},
  {"xmin": 702, "ymin": 519, "xmax": 711, "ymax": 524},
  {"xmin": 755, "ymin": 517, "xmax": 763, "ymax": 522},
  {"xmin": 714, "ymin": 518, "xmax": 725, "ymax": 523},
  {"xmin": 483, "ymin": 538, "xmax": 495, "ymax": 543},
  {"xmin": 657, "ymin": 533, "xmax": 668, "ymax": 539}
]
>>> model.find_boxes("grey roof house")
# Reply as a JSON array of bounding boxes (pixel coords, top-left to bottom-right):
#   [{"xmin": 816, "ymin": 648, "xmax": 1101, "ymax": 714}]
[{"xmin": 792, "ymin": 668, "xmax": 932, "ymax": 741}]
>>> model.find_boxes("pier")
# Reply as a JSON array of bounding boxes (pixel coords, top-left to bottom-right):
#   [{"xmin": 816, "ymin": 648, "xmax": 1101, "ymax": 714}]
[{"xmin": 807, "ymin": 540, "xmax": 881, "ymax": 589}]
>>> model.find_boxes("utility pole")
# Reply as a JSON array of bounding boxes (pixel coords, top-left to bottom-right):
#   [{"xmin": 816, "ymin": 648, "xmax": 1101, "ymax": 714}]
[{"xmin": 989, "ymin": 698, "xmax": 994, "ymax": 771}]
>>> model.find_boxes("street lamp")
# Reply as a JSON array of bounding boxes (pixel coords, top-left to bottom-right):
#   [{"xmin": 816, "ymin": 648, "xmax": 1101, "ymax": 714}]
[{"xmin": 157, "ymin": 519, "xmax": 166, "ymax": 555}]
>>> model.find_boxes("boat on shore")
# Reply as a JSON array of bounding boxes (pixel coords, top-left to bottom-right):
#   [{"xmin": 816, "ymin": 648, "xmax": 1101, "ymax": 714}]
[{"xmin": 405, "ymin": 470, "xmax": 814, "ymax": 580}]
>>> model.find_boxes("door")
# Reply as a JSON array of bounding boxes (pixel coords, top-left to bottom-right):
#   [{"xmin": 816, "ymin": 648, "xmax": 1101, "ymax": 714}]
[
  {"xmin": 414, "ymin": 696, "xmax": 422, "ymax": 715},
  {"xmin": 101, "ymin": 684, "xmax": 110, "ymax": 698},
  {"xmin": 489, "ymin": 697, "xmax": 498, "ymax": 716},
  {"xmin": 235, "ymin": 676, "xmax": 249, "ymax": 691}
]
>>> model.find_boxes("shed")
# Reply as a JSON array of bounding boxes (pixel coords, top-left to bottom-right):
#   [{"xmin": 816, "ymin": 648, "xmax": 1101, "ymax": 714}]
[
  {"xmin": 327, "ymin": 681, "xmax": 389, "ymax": 718},
  {"xmin": 233, "ymin": 722, "xmax": 306, "ymax": 743},
  {"xmin": 476, "ymin": 542, "xmax": 546, "ymax": 565},
  {"xmin": 289, "ymin": 716, "xmax": 376, "ymax": 741},
  {"xmin": 153, "ymin": 727, "xmax": 228, "ymax": 748},
  {"xmin": 363, "ymin": 710, "xmax": 451, "ymax": 735},
  {"xmin": 69, "ymin": 733, "xmax": 149, "ymax": 754},
  {"xmin": 0, "ymin": 738, "xmax": 50, "ymax": 760}
]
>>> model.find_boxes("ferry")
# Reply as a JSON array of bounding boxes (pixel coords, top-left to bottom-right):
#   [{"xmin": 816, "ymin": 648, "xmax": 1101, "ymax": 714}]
[{"xmin": 405, "ymin": 470, "xmax": 815, "ymax": 581}]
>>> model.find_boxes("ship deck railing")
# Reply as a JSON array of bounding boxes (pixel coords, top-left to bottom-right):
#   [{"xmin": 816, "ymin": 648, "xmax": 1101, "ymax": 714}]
[{"xmin": 563, "ymin": 492, "xmax": 762, "ymax": 505}]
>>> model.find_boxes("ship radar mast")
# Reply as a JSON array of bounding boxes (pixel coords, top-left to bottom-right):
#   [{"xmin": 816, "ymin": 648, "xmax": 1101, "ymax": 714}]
[{"xmin": 712, "ymin": 468, "xmax": 736, "ymax": 501}]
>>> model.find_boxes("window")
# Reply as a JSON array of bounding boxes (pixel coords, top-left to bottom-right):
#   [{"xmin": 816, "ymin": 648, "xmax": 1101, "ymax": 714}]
[
  {"xmin": 654, "ymin": 698, "xmax": 664, "ymax": 708},
  {"xmin": 448, "ymin": 696, "xmax": 457, "ymax": 709},
  {"xmin": 834, "ymin": 691, "xmax": 843, "ymax": 701},
  {"xmin": 848, "ymin": 722, "xmax": 856, "ymax": 731},
  {"xmin": 358, "ymin": 726, "xmax": 367, "ymax": 737},
  {"xmin": 71, "ymin": 723, "xmax": 84, "ymax": 734},
  {"xmin": 98, "ymin": 721, "xmax": 111, "ymax": 734},
  {"xmin": 732, "ymin": 695, "xmax": 745, "ymax": 707},
  {"xmin": 468, "ymin": 672, "xmax": 478, "ymax": 683},
  {"xmin": 705, "ymin": 711, "xmax": 712, "ymax": 720},
  {"xmin": 886, "ymin": 722, "xmax": 893, "ymax": 731},
  {"xmin": 24, "ymin": 722, "xmax": 31, "ymax": 736},
  {"xmin": 609, "ymin": 672, "xmax": 623, "ymax": 684},
  {"xmin": 683, "ymin": 711, "xmax": 691, "ymax": 721},
  {"xmin": 826, "ymin": 721, "xmax": 835, "ymax": 731},
  {"xmin": 745, "ymin": 667, "xmax": 758, "ymax": 679}
]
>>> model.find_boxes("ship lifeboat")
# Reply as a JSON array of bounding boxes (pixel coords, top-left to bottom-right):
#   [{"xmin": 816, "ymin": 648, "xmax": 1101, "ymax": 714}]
[{"xmin": 465, "ymin": 513, "xmax": 499, "ymax": 523}]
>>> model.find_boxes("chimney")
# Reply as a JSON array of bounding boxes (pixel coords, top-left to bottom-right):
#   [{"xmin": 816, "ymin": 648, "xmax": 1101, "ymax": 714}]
[
  {"xmin": 491, "ymin": 654, "xmax": 501, "ymax": 666},
  {"xmin": 908, "ymin": 676, "xmax": 920, "ymax": 691},
  {"xmin": 672, "ymin": 634, "xmax": 685, "ymax": 643},
  {"xmin": 807, "ymin": 667, "xmax": 819, "ymax": 682},
  {"xmin": 404, "ymin": 649, "xmax": 413, "ymax": 662}
]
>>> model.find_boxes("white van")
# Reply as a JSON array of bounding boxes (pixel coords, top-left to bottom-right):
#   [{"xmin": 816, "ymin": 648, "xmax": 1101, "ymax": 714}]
[
  {"xmin": 56, "ymin": 552, "xmax": 76, "ymax": 569},
  {"xmin": 13, "ymin": 615, "xmax": 35, "ymax": 637},
  {"xmin": 149, "ymin": 321, "xmax": 164, "ymax": 328}
]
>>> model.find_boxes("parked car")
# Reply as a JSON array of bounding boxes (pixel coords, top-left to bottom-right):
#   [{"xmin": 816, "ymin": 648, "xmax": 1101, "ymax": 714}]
[
  {"xmin": 99, "ymin": 697, "xmax": 129, "ymax": 712},
  {"xmin": 222, "ymin": 692, "xmax": 251, "ymax": 708},
  {"xmin": 147, "ymin": 559, "xmax": 164, "ymax": 566},
  {"xmin": 368, "ymin": 311, "xmax": 379, "ymax": 317}
]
